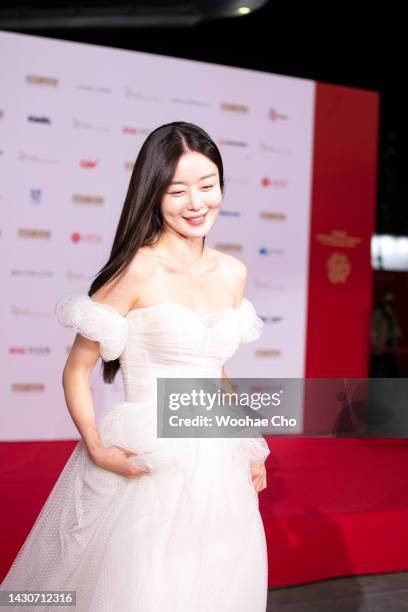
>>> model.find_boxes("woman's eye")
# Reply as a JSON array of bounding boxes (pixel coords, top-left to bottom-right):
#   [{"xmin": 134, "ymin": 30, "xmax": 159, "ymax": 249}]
[{"xmin": 170, "ymin": 185, "xmax": 213, "ymax": 196}]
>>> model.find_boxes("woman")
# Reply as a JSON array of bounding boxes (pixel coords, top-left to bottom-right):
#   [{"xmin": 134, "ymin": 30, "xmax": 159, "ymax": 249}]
[{"xmin": 1, "ymin": 121, "xmax": 270, "ymax": 611}]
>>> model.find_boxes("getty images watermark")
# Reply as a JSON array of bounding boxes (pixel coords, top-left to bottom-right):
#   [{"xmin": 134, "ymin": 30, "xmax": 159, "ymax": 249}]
[
  {"xmin": 156, "ymin": 377, "xmax": 408, "ymax": 438},
  {"xmin": 166, "ymin": 386, "xmax": 289, "ymax": 427}
]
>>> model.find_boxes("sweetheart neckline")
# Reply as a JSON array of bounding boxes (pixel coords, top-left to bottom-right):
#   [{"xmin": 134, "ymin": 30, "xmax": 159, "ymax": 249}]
[
  {"xmin": 88, "ymin": 295, "xmax": 245, "ymax": 322},
  {"xmin": 82, "ymin": 294, "xmax": 251, "ymax": 330},
  {"xmin": 126, "ymin": 302, "xmax": 239, "ymax": 319},
  {"xmin": 123, "ymin": 302, "xmax": 240, "ymax": 330}
]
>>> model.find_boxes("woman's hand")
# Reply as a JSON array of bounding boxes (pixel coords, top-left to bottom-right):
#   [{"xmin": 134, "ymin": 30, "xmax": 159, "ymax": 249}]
[
  {"xmin": 251, "ymin": 462, "xmax": 267, "ymax": 493},
  {"xmin": 89, "ymin": 445, "xmax": 150, "ymax": 478}
]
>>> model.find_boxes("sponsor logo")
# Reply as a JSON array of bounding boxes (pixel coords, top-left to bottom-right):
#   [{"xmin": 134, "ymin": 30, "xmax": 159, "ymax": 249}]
[
  {"xmin": 219, "ymin": 210, "xmax": 241, "ymax": 217},
  {"xmin": 73, "ymin": 118, "xmax": 110, "ymax": 132},
  {"xmin": 122, "ymin": 126, "xmax": 151, "ymax": 136},
  {"xmin": 76, "ymin": 84, "xmax": 111, "ymax": 94},
  {"xmin": 214, "ymin": 243, "xmax": 242, "ymax": 252},
  {"xmin": 11, "ymin": 269, "xmax": 54, "ymax": 278},
  {"xmin": 11, "ymin": 383, "xmax": 45, "ymax": 392},
  {"xmin": 260, "ymin": 211, "xmax": 286, "ymax": 221},
  {"xmin": 261, "ymin": 177, "xmax": 288, "ymax": 188},
  {"xmin": 253, "ymin": 279, "xmax": 286, "ymax": 291},
  {"xmin": 170, "ymin": 97, "xmax": 209, "ymax": 107},
  {"xmin": 11, "ymin": 305, "xmax": 51, "ymax": 317},
  {"xmin": 30, "ymin": 188, "xmax": 42, "ymax": 204},
  {"xmin": 18, "ymin": 228, "xmax": 51, "ymax": 239},
  {"xmin": 18, "ymin": 151, "xmax": 57, "ymax": 164},
  {"xmin": 259, "ymin": 246, "xmax": 285, "ymax": 255},
  {"xmin": 267, "ymin": 108, "xmax": 288, "ymax": 121},
  {"xmin": 255, "ymin": 349, "xmax": 281, "ymax": 357},
  {"xmin": 259, "ymin": 315, "xmax": 284, "ymax": 324},
  {"xmin": 9, "ymin": 346, "xmax": 51, "ymax": 355},
  {"xmin": 71, "ymin": 232, "xmax": 102, "ymax": 243},
  {"xmin": 79, "ymin": 159, "xmax": 100, "ymax": 169},
  {"xmin": 27, "ymin": 115, "xmax": 52, "ymax": 125},
  {"xmin": 220, "ymin": 102, "xmax": 248, "ymax": 114},
  {"xmin": 72, "ymin": 194, "xmax": 104, "ymax": 205},
  {"xmin": 218, "ymin": 138, "xmax": 248, "ymax": 149},
  {"xmin": 122, "ymin": 126, "xmax": 138, "ymax": 134},
  {"xmin": 25, "ymin": 75, "xmax": 58, "ymax": 87},
  {"xmin": 125, "ymin": 87, "xmax": 160, "ymax": 102},
  {"xmin": 260, "ymin": 142, "xmax": 292, "ymax": 155}
]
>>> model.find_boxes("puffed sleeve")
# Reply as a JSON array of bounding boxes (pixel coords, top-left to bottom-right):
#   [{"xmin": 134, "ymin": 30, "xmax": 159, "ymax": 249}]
[
  {"xmin": 54, "ymin": 292, "xmax": 128, "ymax": 361},
  {"xmin": 236, "ymin": 297, "xmax": 264, "ymax": 344}
]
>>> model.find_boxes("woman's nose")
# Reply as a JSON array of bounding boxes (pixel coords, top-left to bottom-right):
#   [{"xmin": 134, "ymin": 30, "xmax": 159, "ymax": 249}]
[{"xmin": 187, "ymin": 193, "xmax": 205, "ymax": 210}]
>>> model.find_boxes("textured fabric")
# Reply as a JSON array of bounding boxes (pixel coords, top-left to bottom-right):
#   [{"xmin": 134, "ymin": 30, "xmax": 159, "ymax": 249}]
[
  {"xmin": 1, "ymin": 293, "xmax": 270, "ymax": 611},
  {"xmin": 235, "ymin": 297, "xmax": 264, "ymax": 344},
  {"xmin": 55, "ymin": 293, "xmax": 129, "ymax": 362}
]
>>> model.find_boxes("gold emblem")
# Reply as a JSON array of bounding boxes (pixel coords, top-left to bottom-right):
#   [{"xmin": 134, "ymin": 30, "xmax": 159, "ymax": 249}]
[{"xmin": 326, "ymin": 251, "xmax": 351, "ymax": 283}]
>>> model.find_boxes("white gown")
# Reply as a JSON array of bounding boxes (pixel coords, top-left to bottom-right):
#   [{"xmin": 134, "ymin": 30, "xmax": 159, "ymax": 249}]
[{"xmin": 1, "ymin": 293, "xmax": 271, "ymax": 611}]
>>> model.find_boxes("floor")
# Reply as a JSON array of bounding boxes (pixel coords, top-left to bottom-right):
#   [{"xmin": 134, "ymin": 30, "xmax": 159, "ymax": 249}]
[{"xmin": 266, "ymin": 572, "xmax": 408, "ymax": 611}]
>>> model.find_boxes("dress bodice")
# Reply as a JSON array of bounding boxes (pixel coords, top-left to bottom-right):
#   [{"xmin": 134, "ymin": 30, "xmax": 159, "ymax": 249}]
[{"xmin": 55, "ymin": 293, "xmax": 264, "ymax": 401}]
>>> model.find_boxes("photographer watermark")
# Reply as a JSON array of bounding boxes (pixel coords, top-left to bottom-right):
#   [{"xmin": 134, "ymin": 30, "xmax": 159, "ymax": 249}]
[{"xmin": 156, "ymin": 377, "xmax": 408, "ymax": 438}]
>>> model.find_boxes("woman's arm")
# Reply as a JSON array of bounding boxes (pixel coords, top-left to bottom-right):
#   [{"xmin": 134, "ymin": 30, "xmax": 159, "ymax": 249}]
[
  {"xmin": 61, "ymin": 266, "xmax": 134, "ymax": 456},
  {"xmin": 220, "ymin": 366, "xmax": 236, "ymax": 394},
  {"xmin": 60, "ymin": 267, "xmax": 148, "ymax": 478},
  {"xmin": 221, "ymin": 366, "xmax": 267, "ymax": 493},
  {"xmin": 62, "ymin": 334, "xmax": 103, "ymax": 458},
  {"xmin": 62, "ymin": 335, "xmax": 147, "ymax": 478}
]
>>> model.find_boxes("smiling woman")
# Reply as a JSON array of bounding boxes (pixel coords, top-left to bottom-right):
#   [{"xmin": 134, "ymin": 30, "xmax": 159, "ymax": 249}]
[{"xmin": 1, "ymin": 121, "xmax": 270, "ymax": 612}]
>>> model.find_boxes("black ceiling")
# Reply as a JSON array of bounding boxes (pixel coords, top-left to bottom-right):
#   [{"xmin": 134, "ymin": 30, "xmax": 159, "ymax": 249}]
[{"xmin": 1, "ymin": 0, "xmax": 406, "ymax": 235}]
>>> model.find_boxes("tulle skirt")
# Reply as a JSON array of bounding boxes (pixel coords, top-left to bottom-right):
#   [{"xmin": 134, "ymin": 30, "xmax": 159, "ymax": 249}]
[{"xmin": 1, "ymin": 400, "xmax": 270, "ymax": 611}]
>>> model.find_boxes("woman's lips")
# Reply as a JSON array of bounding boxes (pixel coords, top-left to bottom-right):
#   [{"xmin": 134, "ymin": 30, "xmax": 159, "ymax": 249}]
[{"xmin": 183, "ymin": 212, "xmax": 207, "ymax": 226}]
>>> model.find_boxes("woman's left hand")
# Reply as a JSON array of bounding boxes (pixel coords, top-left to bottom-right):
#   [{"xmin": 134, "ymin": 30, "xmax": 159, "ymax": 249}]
[{"xmin": 251, "ymin": 462, "xmax": 267, "ymax": 493}]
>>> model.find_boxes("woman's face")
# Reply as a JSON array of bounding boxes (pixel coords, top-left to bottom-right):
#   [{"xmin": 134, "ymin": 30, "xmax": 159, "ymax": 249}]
[{"xmin": 161, "ymin": 151, "xmax": 222, "ymax": 237}]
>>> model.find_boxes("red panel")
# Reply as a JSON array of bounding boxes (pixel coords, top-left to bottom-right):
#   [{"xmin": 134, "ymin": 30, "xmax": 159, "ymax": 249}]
[{"xmin": 305, "ymin": 82, "xmax": 380, "ymax": 377}]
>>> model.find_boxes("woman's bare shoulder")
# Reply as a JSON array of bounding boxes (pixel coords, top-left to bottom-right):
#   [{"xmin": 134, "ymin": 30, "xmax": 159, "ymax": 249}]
[
  {"xmin": 207, "ymin": 247, "xmax": 247, "ymax": 305},
  {"xmin": 208, "ymin": 247, "xmax": 247, "ymax": 279},
  {"xmin": 129, "ymin": 246, "xmax": 160, "ymax": 276},
  {"xmin": 90, "ymin": 249, "xmax": 158, "ymax": 316}
]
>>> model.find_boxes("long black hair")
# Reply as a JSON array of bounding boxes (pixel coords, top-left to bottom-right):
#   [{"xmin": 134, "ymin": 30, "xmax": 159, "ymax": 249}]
[{"xmin": 88, "ymin": 121, "xmax": 225, "ymax": 383}]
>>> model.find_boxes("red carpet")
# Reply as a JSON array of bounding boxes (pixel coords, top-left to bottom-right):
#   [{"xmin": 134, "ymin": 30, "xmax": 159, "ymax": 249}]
[{"xmin": 1, "ymin": 437, "xmax": 408, "ymax": 587}]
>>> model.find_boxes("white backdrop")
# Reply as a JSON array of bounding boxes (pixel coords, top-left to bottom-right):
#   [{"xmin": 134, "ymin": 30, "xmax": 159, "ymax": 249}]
[{"xmin": 0, "ymin": 30, "xmax": 315, "ymax": 440}]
